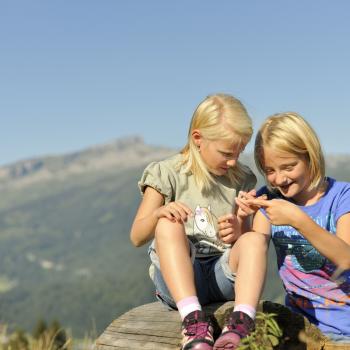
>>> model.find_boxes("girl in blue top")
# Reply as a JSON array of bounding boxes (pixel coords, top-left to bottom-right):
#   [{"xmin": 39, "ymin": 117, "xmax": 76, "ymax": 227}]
[{"xmin": 237, "ymin": 112, "xmax": 350, "ymax": 342}]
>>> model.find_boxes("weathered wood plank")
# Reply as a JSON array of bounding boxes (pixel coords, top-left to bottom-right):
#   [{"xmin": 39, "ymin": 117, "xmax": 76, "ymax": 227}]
[{"xmin": 94, "ymin": 301, "xmax": 350, "ymax": 350}]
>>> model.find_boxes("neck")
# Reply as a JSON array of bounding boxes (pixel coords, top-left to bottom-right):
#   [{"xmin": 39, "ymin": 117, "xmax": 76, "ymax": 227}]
[{"xmin": 294, "ymin": 179, "xmax": 327, "ymax": 206}]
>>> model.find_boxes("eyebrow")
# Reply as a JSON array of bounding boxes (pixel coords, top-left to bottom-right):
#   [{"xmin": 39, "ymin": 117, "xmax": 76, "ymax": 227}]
[
  {"xmin": 264, "ymin": 161, "xmax": 298, "ymax": 170},
  {"xmin": 219, "ymin": 145, "xmax": 245, "ymax": 154}
]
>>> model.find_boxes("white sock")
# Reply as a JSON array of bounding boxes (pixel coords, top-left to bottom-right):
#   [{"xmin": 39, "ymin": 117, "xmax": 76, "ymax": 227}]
[
  {"xmin": 176, "ymin": 296, "xmax": 202, "ymax": 320},
  {"xmin": 234, "ymin": 304, "xmax": 256, "ymax": 320}
]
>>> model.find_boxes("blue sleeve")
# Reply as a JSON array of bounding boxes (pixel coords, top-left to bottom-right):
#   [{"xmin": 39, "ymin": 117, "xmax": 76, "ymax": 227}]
[
  {"xmin": 335, "ymin": 183, "xmax": 350, "ymax": 222},
  {"xmin": 256, "ymin": 186, "xmax": 269, "ymax": 197}
]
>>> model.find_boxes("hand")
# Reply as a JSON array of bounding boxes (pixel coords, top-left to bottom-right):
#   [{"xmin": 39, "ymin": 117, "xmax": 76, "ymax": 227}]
[
  {"xmin": 235, "ymin": 190, "xmax": 267, "ymax": 218},
  {"xmin": 217, "ymin": 213, "xmax": 241, "ymax": 244},
  {"xmin": 155, "ymin": 201, "xmax": 193, "ymax": 223},
  {"xmin": 246, "ymin": 198, "xmax": 303, "ymax": 227}
]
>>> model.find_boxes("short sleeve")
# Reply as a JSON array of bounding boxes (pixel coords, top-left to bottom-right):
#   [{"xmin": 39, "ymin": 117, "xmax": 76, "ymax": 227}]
[
  {"xmin": 335, "ymin": 185, "xmax": 350, "ymax": 222},
  {"xmin": 138, "ymin": 161, "xmax": 174, "ymax": 203}
]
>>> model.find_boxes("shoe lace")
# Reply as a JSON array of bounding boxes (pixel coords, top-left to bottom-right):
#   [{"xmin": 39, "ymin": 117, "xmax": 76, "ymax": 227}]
[
  {"xmin": 225, "ymin": 314, "xmax": 252, "ymax": 337},
  {"xmin": 184, "ymin": 319, "xmax": 210, "ymax": 339}
]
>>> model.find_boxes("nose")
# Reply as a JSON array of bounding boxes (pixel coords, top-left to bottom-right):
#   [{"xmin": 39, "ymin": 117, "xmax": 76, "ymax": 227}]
[
  {"xmin": 226, "ymin": 159, "xmax": 237, "ymax": 168},
  {"xmin": 274, "ymin": 172, "xmax": 288, "ymax": 186}
]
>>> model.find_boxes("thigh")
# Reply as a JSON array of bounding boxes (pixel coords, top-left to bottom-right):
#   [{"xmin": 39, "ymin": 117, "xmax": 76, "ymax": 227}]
[{"xmin": 148, "ymin": 238, "xmax": 196, "ymax": 309}]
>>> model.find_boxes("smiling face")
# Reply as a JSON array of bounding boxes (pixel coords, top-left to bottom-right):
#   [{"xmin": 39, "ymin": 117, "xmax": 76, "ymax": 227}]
[
  {"xmin": 262, "ymin": 147, "xmax": 313, "ymax": 204},
  {"xmin": 198, "ymin": 137, "xmax": 245, "ymax": 176}
]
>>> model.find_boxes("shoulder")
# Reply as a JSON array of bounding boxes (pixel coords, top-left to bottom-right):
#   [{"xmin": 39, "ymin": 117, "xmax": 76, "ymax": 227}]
[
  {"xmin": 142, "ymin": 153, "xmax": 182, "ymax": 174},
  {"xmin": 325, "ymin": 177, "xmax": 350, "ymax": 203},
  {"xmin": 327, "ymin": 177, "xmax": 350, "ymax": 193},
  {"xmin": 323, "ymin": 177, "xmax": 350, "ymax": 220},
  {"xmin": 138, "ymin": 153, "xmax": 183, "ymax": 198}
]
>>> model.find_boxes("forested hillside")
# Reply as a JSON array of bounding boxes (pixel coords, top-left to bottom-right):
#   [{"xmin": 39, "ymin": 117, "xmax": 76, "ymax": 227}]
[{"xmin": 0, "ymin": 136, "xmax": 348, "ymax": 337}]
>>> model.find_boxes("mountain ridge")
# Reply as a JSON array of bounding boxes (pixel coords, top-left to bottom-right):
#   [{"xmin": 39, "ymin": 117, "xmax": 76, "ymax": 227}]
[
  {"xmin": 0, "ymin": 136, "xmax": 176, "ymax": 189},
  {"xmin": 0, "ymin": 136, "xmax": 349, "ymax": 336}
]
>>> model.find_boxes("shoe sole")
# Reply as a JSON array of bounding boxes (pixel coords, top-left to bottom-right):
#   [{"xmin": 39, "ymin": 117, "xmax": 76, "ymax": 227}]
[{"xmin": 213, "ymin": 334, "xmax": 241, "ymax": 350}]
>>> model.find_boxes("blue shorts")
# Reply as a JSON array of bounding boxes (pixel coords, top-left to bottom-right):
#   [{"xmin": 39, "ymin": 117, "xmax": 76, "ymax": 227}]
[{"xmin": 148, "ymin": 239, "xmax": 236, "ymax": 309}]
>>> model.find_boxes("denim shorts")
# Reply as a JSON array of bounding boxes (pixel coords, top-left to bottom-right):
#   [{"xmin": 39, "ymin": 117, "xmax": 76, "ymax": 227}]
[{"xmin": 148, "ymin": 239, "xmax": 236, "ymax": 309}]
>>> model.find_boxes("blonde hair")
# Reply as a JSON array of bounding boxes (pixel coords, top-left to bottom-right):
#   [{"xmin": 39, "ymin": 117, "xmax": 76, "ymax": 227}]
[
  {"xmin": 180, "ymin": 93, "xmax": 253, "ymax": 192},
  {"xmin": 254, "ymin": 112, "xmax": 325, "ymax": 190}
]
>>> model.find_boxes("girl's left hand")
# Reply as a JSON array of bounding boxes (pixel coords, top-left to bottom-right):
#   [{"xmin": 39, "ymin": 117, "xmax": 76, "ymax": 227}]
[
  {"xmin": 217, "ymin": 213, "xmax": 241, "ymax": 244},
  {"xmin": 247, "ymin": 198, "xmax": 303, "ymax": 227}
]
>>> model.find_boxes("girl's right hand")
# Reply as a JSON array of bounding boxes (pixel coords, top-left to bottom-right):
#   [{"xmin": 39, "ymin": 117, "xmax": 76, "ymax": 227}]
[
  {"xmin": 155, "ymin": 201, "xmax": 193, "ymax": 223},
  {"xmin": 235, "ymin": 190, "xmax": 267, "ymax": 217}
]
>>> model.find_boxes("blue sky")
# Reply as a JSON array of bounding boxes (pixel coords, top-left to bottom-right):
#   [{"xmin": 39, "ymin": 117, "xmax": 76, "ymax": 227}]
[{"xmin": 1, "ymin": 0, "xmax": 349, "ymax": 166}]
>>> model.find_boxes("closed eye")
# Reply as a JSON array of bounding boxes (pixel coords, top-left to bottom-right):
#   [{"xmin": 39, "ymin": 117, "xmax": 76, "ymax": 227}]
[{"xmin": 220, "ymin": 151, "xmax": 234, "ymax": 157}]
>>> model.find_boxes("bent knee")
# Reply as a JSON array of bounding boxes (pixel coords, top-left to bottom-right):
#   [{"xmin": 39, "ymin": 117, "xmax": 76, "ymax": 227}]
[
  {"xmin": 155, "ymin": 217, "xmax": 186, "ymax": 240},
  {"xmin": 236, "ymin": 231, "xmax": 268, "ymax": 250}
]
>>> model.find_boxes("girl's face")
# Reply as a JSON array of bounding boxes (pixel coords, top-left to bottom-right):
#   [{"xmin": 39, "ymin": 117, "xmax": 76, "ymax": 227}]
[
  {"xmin": 199, "ymin": 137, "xmax": 245, "ymax": 176},
  {"xmin": 262, "ymin": 146, "xmax": 313, "ymax": 204}
]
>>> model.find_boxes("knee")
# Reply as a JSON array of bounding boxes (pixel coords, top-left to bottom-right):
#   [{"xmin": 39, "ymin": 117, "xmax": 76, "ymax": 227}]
[
  {"xmin": 236, "ymin": 231, "xmax": 268, "ymax": 252},
  {"xmin": 155, "ymin": 218, "xmax": 186, "ymax": 241}
]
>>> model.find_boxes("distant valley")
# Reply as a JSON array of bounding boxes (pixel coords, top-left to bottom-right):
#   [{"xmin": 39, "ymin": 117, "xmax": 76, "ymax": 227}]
[{"xmin": 0, "ymin": 136, "xmax": 349, "ymax": 337}]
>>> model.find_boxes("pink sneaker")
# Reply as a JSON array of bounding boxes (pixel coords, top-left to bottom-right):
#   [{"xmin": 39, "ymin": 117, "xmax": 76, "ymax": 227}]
[
  {"xmin": 213, "ymin": 311, "xmax": 255, "ymax": 350},
  {"xmin": 181, "ymin": 310, "xmax": 214, "ymax": 350}
]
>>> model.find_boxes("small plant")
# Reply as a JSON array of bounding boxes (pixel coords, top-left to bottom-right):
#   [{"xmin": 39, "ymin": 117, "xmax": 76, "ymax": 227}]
[
  {"xmin": 0, "ymin": 325, "xmax": 72, "ymax": 350},
  {"xmin": 237, "ymin": 312, "xmax": 283, "ymax": 350}
]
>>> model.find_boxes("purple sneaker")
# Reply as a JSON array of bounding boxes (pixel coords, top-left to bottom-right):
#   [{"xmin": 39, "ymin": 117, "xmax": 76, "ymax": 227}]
[
  {"xmin": 213, "ymin": 311, "xmax": 255, "ymax": 350},
  {"xmin": 181, "ymin": 310, "xmax": 214, "ymax": 350}
]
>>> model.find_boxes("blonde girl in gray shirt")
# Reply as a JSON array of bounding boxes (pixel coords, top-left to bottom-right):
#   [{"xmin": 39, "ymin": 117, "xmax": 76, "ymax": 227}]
[{"xmin": 130, "ymin": 93, "xmax": 268, "ymax": 350}]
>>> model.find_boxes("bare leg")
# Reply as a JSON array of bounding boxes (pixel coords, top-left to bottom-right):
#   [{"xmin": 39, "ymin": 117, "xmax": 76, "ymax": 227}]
[
  {"xmin": 229, "ymin": 231, "xmax": 268, "ymax": 308},
  {"xmin": 155, "ymin": 218, "xmax": 196, "ymax": 302}
]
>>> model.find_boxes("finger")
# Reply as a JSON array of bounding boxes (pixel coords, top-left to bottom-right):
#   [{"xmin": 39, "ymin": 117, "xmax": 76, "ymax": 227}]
[
  {"xmin": 218, "ymin": 221, "xmax": 234, "ymax": 231},
  {"xmin": 166, "ymin": 206, "xmax": 184, "ymax": 222},
  {"xmin": 162, "ymin": 211, "xmax": 177, "ymax": 222},
  {"xmin": 172, "ymin": 205, "xmax": 191, "ymax": 221},
  {"xmin": 246, "ymin": 198, "xmax": 270, "ymax": 207},
  {"xmin": 239, "ymin": 206, "xmax": 255, "ymax": 216},
  {"xmin": 247, "ymin": 188, "xmax": 257, "ymax": 196},
  {"xmin": 220, "ymin": 233, "xmax": 236, "ymax": 244},
  {"xmin": 218, "ymin": 213, "xmax": 235, "ymax": 223},
  {"xmin": 235, "ymin": 198, "xmax": 252, "ymax": 211},
  {"xmin": 237, "ymin": 191, "xmax": 248, "ymax": 199},
  {"xmin": 235, "ymin": 198, "xmax": 255, "ymax": 212},
  {"xmin": 169, "ymin": 212, "xmax": 182, "ymax": 222},
  {"xmin": 176, "ymin": 202, "xmax": 193, "ymax": 216},
  {"xmin": 169, "ymin": 202, "xmax": 192, "ymax": 221},
  {"xmin": 219, "ymin": 227, "xmax": 234, "ymax": 238}
]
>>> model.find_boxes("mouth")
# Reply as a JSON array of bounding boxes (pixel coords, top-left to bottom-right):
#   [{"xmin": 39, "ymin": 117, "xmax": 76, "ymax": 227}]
[
  {"xmin": 219, "ymin": 167, "xmax": 230, "ymax": 174},
  {"xmin": 279, "ymin": 182, "xmax": 293, "ymax": 193}
]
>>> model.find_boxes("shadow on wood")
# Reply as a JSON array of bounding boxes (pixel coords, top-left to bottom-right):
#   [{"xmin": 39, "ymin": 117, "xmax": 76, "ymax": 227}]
[{"xmin": 94, "ymin": 301, "xmax": 350, "ymax": 350}]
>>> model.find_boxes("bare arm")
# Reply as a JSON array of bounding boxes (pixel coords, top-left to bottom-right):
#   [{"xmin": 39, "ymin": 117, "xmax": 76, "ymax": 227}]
[
  {"xmin": 250, "ymin": 198, "xmax": 350, "ymax": 270},
  {"xmin": 252, "ymin": 210, "xmax": 272, "ymax": 246},
  {"xmin": 294, "ymin": 210, "xmax": 350, "ymax": 270},
  {"xmin": 130, "ymin": 186, "xmax": 165, "ymax": 247},
  {"xmin": 130, "ymin": 186, "xmax": 193, "ymax": 247}
]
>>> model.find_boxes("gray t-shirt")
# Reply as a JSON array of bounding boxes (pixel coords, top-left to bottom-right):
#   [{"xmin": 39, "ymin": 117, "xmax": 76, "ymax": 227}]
[{"xmin": 139, "ymin": 153, "xmax": 256, "ymax": 257}]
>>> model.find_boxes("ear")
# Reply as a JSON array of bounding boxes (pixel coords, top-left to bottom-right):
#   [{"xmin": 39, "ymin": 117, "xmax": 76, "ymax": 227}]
[{"xmin": 191, "ymin": 129, "xmax": 202, "ymax": 147}]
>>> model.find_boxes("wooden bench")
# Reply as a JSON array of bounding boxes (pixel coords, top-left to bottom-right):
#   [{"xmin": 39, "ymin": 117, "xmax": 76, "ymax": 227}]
[{"xmin": 94, "ymin": 301, "xmax": 350, "ymax": 350}]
